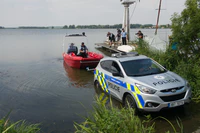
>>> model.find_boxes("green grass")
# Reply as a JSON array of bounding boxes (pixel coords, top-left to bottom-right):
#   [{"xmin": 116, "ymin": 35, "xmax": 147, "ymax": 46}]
[
  {"xmin": 0, "ymin": 111, "xmax": 40, "ymax": 133},
  {"xmin": 74, "ymin": 96, "xmax": 184, "ymax": 133},
  {"xmin": 74, "ymin": 97, "xmax": 155, "ymax": 133}
]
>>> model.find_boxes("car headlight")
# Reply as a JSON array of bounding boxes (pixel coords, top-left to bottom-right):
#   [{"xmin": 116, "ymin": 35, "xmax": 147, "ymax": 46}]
[{"xmin": 135, "ymin": 83, "xmax": 157, "ymax": 94}]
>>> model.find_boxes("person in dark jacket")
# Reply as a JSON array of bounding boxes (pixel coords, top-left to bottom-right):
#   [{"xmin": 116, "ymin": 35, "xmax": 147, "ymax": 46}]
[
  {"xmin": 67, "ymin": 43, "xmax": 78, "ymax": 55},
  {"xmin": 116, "ymin": 29, "xmax": 121, "ymax": 42},
  {"xmin": 107, "ymin": 32, "xmax": 115, "ymax": 47},
  {"xmin": 135, "ymin": 30, "xmax": 143, "ymax": 39},
  {"xmin": 78, "ymin": 42, "xmax": 88, "ymax": 58}
]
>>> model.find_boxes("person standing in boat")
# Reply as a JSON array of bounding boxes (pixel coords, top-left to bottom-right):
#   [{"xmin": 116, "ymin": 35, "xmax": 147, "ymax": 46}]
[
  {"xmin": 121, "ymin": 28, "xmax": 127, "ymax": 45},
  {"xmin": 78, "ymin": 42, "xmax": 88, "ymax": 58},
  {"xmin": 67, "ymin": 43, "xmax": 78, "ymax": 55}
]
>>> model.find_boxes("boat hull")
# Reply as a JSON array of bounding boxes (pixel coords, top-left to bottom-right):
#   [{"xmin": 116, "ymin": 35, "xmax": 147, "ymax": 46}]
[{"xmin": 63, "ymin": 52, "xmax": 103, "ymax": 69}]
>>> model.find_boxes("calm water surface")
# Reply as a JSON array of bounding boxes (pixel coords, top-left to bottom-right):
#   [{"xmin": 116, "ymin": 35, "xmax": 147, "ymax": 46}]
[{"xmin": 0, "ymin": 29, "xmax": 199, "ymax": 133}]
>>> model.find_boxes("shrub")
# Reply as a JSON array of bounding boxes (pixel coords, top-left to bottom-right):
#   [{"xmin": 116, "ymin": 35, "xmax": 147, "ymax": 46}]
[
  {"xmin": 0, "ymin": 111, "xmax": 40, "ymax": 133},
  {"xmin": 74, "ymin": 96, "xmax": 185, "ymax": 133},
  {"xmin": 74, "ymin": 97, "xmax": 155, "ymax": 133}
]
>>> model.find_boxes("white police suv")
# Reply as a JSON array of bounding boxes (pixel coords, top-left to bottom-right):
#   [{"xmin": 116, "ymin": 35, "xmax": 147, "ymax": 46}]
[{"xmin": 94, "ymin": 52, "xmax": 192, "ymax": 112}]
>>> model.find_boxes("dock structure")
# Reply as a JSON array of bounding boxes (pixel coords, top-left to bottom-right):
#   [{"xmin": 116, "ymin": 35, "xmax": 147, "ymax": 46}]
[
  {"xmin": 95, "ymin": 41, "xmax": 136, "ymax": 54},
  {"xmin": 121, "ymin": 0, "xmax": 135, "ymax": 41},
  {"xmin": 95, "ymin": 42, "xmax": 122, "ymax": 53},
  {"xmin": 95, "ymin": 1, "xmax": 137, "ymax": 54}
]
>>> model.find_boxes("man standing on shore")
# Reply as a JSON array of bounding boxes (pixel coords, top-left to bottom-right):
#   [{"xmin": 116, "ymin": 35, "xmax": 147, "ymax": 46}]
[
  {"xmin": 121, "ymin": 28, "xmax": 127, "ymax": 45},
  {"xmin": 136, "ymin": 30, "xmax": 143, "ymax": 39}
]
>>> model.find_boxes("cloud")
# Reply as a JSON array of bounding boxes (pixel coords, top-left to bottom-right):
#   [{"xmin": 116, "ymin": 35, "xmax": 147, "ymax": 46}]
[{"xmin": 0, "ymin": 0, "xmax": 186, "ymax": 27}]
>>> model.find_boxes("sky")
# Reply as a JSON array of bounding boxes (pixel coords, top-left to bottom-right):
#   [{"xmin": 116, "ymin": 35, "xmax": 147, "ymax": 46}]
[{"xmin": 0, "ymin": 0, "xmax": 186, "ymax": 27}]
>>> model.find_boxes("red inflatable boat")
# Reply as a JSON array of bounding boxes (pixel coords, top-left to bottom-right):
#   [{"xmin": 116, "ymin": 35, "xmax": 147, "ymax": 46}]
[
  {"xmin": 62, "ymin": 32, "xmax": 104, "ymax": 69},
  {"xmin": 63, "ymin": 52, "xmax": 103, "ymax": 69}
]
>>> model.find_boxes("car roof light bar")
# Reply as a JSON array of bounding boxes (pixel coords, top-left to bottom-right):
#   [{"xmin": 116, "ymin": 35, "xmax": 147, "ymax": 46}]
[{"xmin": 111, "ymin": 52, "xmax": 139, "ymax": 58}]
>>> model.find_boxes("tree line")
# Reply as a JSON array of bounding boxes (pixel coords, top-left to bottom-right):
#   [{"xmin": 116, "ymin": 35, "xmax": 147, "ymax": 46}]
[
  {"xmin": 63, "ymin": 24, "xmax": 170, "ymax": 29},
  {"xmin": 0, "ymin": 24, "xmax": 170, "ymax": 29}
]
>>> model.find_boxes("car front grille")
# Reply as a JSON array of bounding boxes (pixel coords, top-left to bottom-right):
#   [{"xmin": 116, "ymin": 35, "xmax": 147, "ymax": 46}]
[
  {"xmin": 160, "ymin": 92, "xmax": 186, "ymax": 102},
  {"xmin": 160, "ymin": 86, "xmax": 184, "ymax": 93}
]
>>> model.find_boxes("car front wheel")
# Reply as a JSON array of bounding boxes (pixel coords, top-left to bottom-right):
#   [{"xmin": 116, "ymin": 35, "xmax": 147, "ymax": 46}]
[{"xmin": 124, "ymin": 94, "xmax": 138, "ymax": 114}]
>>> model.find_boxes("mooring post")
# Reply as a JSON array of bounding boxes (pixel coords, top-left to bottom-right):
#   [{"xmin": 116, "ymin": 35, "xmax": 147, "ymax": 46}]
[{"xmin": 121, "ymin": 0, "xmax": 135, "ymax": 41}]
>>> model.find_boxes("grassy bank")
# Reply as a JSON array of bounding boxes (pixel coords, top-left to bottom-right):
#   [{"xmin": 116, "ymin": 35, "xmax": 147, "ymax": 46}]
[
  {"xmin": 74, "ymin": 97, "xmax": 184, "ymax": 133},
  {"xmin": 0, "ymin": 112, "xmax": 40, "ymax": 133},
  {"xmin": 74, "ymin": 97, "xmax": 155, "ymax": 133}
]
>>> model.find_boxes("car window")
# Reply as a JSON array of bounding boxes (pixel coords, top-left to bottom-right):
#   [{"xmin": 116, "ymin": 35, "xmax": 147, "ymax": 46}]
[
  {"xmin": 111, "ymin": 61, "xmax": 123, "ymax": 77},
  {"xmin": 100, "ymin": 60, "xmax": 112, "ymax": 71},
  {"xmin": 121, "ymin": 59, "xmax": 167, "ymax": 76},
  {"xmin": 110, "ymin": 66, "xmax": 118, "ymax": 73},
  {"xmin": 112, "ymin": 61, "xmax": 121, "ymax": 73}
]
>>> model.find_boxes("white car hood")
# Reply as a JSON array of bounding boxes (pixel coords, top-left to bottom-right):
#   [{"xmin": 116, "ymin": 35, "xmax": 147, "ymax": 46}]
[{"xmin": 130, "ymin": 71, "xmax": 185, "ymax": 90}]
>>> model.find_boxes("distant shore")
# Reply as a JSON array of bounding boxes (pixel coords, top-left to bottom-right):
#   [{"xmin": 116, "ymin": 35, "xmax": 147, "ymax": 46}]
[{"xmin": 0, "ymin": 23, "xmax": 171, "ymax": 29}]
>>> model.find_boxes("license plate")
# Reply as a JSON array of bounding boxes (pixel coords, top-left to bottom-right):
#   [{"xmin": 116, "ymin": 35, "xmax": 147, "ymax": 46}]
[{"xmin": 169, "ymin": 101, "xmax": 184, "ymax": 107}]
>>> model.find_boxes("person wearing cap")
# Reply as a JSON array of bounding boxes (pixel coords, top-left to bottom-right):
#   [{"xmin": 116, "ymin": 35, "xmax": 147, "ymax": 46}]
[
  {"xmin": 121, "ymin": 28, "xmax": 127, "ymax": 45},
  {"xmin": 67, "ymin": 43, "xmax": 78, "ymax": 55},
  {"xmin": 78, "ymin": 42, "xmax": 88, "ymax": 58},
  {"xmin": 136, "ymin": 30, "xmax": 143, "ymax": 39}
]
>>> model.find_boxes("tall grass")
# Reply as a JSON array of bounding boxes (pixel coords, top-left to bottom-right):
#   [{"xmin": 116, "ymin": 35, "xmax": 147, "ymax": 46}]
[
  {"xmin": 74, "ymin": 97, "xmax": 155, "ymax": 133},
  {"xmin": 151, "ymin": 116, "xmax": 183, "ymax": 133},
  {"xmin": 0, "ymin": 111, "xmax": 40, "ymax": 133},
  {"xmin": 74, "ymin": 96, "xmax": 184, "ymax": 133}
]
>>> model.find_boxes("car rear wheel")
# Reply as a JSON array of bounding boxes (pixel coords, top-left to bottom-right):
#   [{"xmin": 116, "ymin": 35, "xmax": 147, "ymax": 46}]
[{"xmin": 124, "ymin": 94, "xmax": 138, "ymax": 114}]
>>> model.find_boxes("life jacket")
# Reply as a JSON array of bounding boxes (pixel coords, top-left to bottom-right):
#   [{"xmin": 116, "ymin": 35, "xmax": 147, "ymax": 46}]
[
  {"xmin": 80, "ymin": 45, "xmax": 88, "ymax": 53},
  {"xmin": 67, "ymin": 45, "xmax": 78, "ymax": 55},
  {"xmin": 109, "ymin": 33, "xmax": 115, "ymax": 41}
]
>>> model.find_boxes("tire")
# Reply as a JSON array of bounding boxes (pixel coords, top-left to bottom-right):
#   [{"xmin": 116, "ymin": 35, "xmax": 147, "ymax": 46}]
[
  {"xmin": 124, "ymin": 94, "xmax": 138, "ymax": 114},
  {"xmin": 94, "ymin": 80, "xmax": 101, "ymax": 90}
]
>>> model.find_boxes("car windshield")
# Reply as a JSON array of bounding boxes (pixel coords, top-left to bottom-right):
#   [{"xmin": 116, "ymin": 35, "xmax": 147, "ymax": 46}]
[{"xmin": 121, "ymin": 59, "xmax": 167, "ymax": 76}]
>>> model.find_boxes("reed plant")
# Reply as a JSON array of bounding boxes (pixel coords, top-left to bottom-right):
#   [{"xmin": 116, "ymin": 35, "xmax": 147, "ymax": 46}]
[
  {"xmin": 74, "ymin": 96, "xmax": 185, "ymax": 133},
  {"xmin": 0, "ymin": 111, "xmax": 40, "ymax": 133},
  {"xmin": 74, "ymin": 97, "xmax": 155, "ymax": 133},
  {"xmin": 151, "ymin": 116, "xmax": 183, "ymax": 133}
]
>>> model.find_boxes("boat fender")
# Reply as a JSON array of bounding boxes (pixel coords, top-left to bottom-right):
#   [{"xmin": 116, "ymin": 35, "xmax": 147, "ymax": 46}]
[{"xmin": 70, "ymin": 53, "xmax": 75, "ymax": 56}]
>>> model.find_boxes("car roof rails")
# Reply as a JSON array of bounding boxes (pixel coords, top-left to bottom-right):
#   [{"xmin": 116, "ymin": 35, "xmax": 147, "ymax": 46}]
[
  {"xmin": 65, "ymin": 32, "xmax": 86, "ymax": 37},
  {"xmin": 111, "ymin": 52, "xmax": 139, "ymax": 58}
]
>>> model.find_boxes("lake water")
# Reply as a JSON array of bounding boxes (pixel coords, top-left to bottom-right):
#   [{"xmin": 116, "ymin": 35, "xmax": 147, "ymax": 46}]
[{"xmin": 0, "ymin": 29, "xmax": 200, "ymax": 133}]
